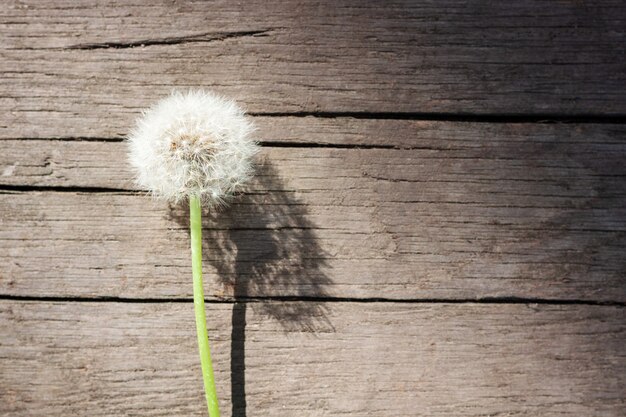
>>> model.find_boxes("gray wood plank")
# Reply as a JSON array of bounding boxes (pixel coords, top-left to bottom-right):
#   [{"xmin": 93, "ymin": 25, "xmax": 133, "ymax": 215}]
[
  {"xmin": 1, "ymin": 0, "xmax": 625, "ymax": 139},
  {"xmin": 1, "ymin": 121, "xmax": 624, "ymax": 301},
  {"xmin": 1, "ymin": 301, "xmax": 624, "ymax": 417}
]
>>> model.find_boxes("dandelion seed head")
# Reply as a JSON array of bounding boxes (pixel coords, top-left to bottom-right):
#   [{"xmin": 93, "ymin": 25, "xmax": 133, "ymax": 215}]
[{"xmin": 127, "ymin": 90, "xmax": 259, "ymax": 206}]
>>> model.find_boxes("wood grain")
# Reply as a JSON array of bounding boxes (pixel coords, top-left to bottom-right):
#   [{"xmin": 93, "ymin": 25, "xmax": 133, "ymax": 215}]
[
  {"xmin": 1, "ymin": 300, "xmax": 624, "ymax": 417},
  {"xmin": 2, "ymin": 0, "xmax": 625, "ymax": 140},
  {"xmin": 2, "ymin": 0, "xmax": 625, "ymax": 415},
  {"xmin": 1, "ymin": 121, "xmax": 624, "ymax": 301}
]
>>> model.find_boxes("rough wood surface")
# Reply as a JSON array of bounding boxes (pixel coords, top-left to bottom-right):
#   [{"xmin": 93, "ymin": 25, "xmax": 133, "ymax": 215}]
[
  {"xmin": 1, "ymin": 121, "xmax": 624, "ymax": 301},
  {"xmin": 2, "ymin": 0, "xmax": 625, "ymax": 140},
  {"xmin": 1, "ymin": 301, "xmax": 624, "ymax": 417},
  {"xmin": 2, "ymin": 1, "xmax": 625, "ymax": 414}
]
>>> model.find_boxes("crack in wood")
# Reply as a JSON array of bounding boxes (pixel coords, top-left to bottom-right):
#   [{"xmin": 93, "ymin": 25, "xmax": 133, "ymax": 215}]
[
  {"xmin": 0, "ymin": 294, "xmax": 624, "ymax": 307},
  {"xmin": 64, "ymin": 28, "xmax": 277, "ymax": 50},
  {"xmin": 249, "ymin": 112, "xmax": 626, "ymax": 124},
  {"xmin": 0, "ymin": 184, "xmax": 140, "ymax": 193}
]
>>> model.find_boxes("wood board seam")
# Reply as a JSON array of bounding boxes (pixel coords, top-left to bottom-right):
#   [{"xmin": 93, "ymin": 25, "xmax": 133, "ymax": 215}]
[{"xmin": 1, "ymin": 295, "xmax": 624, "ymax": 307}]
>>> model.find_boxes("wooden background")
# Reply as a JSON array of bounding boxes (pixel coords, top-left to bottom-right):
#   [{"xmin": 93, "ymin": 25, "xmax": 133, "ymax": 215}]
[{"xmin": 1, "ymin": 1, "xmax": 625, "ymax": 416}]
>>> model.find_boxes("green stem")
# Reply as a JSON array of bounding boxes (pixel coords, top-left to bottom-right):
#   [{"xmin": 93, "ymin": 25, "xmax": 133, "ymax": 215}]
[{"xmin": 190, "ymin": 194, "xmax": 221, "ymax": 417}]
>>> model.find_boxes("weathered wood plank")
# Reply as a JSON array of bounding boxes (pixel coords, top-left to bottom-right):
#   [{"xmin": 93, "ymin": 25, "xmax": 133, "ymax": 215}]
[
  {"xmin": 1, "ymin": 0, "xmax": 625, "ymax": 139},
  {"xmin": 1, "ymin": 121, "xmax": 624, "ymax": 301},
  {"xmin": 3, "ymin": 120, "xmax": 626, "ymax": 188},
  {"xmin": 1, "ymin": 301, "xmax": 624, "ymax": 416}
]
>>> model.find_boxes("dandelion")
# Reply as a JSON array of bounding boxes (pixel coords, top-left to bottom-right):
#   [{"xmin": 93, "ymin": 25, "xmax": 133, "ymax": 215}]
[
  {"xmin": 127, "ymin": 90, "xmax": 259, "ymax": 417},
  {"xmin": 128, "ymin": 89, "xmax": 258, "ymax": 206}
]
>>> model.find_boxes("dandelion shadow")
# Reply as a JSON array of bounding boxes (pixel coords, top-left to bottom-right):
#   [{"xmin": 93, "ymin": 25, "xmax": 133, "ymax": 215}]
[{"xmin": 169, "ymin": 157, "xmax": 334, "ymax": 416}]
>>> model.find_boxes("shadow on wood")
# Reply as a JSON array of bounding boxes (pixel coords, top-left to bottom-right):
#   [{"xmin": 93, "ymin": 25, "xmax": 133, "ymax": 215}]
[{"xmin": 169, "ymin": 158, "xmax": 334, "ymax": 416}]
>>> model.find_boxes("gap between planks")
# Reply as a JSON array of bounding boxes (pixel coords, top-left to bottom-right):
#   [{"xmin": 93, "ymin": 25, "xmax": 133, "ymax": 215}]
[
  {"xmin": 1, "ymin": 295, "xmax": 624, "ymax": 307},
  {"xmin": 248, "ymin": 112, "xmax": 626, "ymax": 124},
  {"xmin": 4, "ymin": 111, "xmax": 626, "ymax": 145}
]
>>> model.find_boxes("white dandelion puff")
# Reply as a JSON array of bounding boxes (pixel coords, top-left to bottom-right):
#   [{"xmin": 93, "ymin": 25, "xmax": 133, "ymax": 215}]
[
  {"xmin": 126, "ymin": 90, "xmax": 259, "ymax": 416},
  {"xmin": 127, "ymin": 89, "xmax": 259, "ymax": 206}
]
